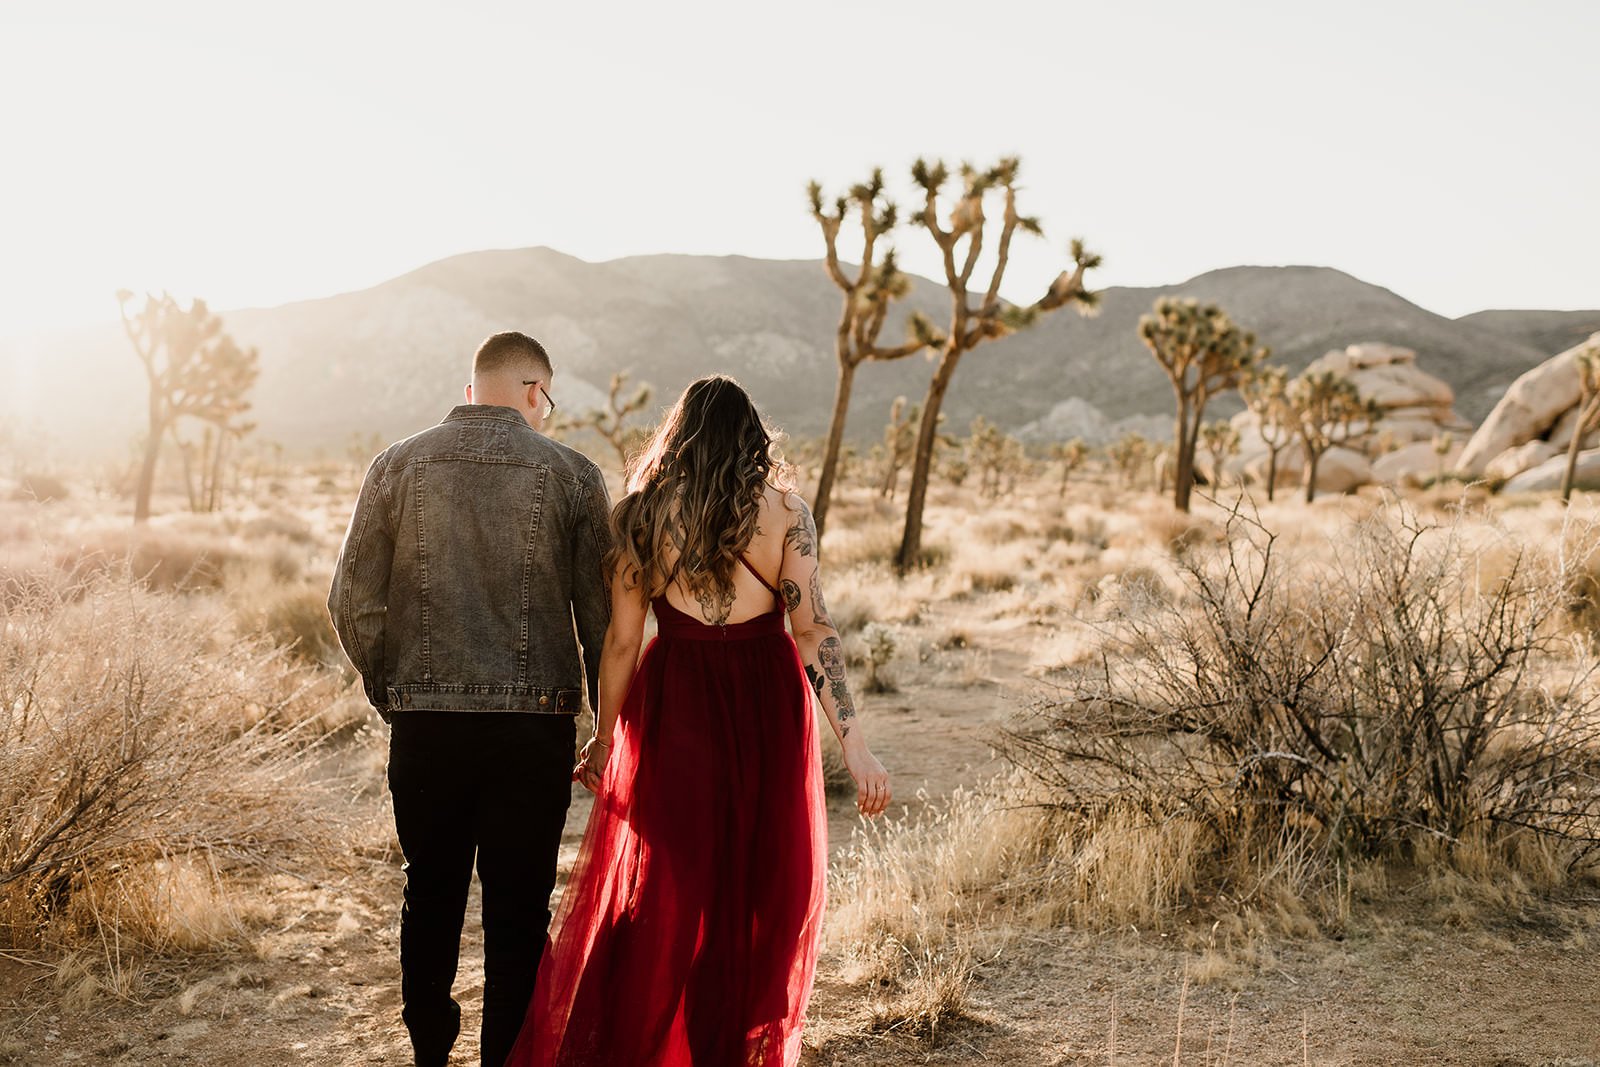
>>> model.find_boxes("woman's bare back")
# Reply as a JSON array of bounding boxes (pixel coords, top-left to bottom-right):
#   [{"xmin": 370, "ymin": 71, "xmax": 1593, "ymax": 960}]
[{"xmin": 658, "ymin": 484, "xmax": 795, "ymax": 626}]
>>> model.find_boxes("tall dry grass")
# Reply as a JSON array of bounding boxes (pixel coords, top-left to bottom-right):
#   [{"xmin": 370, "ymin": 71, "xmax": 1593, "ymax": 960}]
[{"xmin": 0, "ymin": 568, "xmax": 345, "ymax": 964}]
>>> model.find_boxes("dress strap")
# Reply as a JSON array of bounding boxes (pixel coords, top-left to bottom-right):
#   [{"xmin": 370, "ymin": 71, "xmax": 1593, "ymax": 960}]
[{"xmin": 737, "ymin": 554, "xmax": 782, "ymax": 602}]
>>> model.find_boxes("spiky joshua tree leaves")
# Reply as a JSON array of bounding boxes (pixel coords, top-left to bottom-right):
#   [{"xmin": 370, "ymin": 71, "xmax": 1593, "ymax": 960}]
[
  {"xmin": 807, "ymin": 169, "xmax": 944, "ymax": 539},
  {"xmin": 895, "ymin": 156, "xmax": 1100, "ymax": 572},
  {"xmin": 1137, "ymin": 298, "xmax": 1267, "ymax": 512},
  {"xmin": 1289, "ymin": 370, "xmax": 1381, "ymax": 503},
  {"xmin": 1561, "ymin": 339, "xmax": 1600, "ymax": 503},
  {"xmin": 116, "ymin": 291, "xmax": 259, "ymax": 523}
]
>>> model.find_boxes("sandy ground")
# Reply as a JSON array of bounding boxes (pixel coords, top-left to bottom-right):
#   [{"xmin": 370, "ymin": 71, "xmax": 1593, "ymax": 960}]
[{"xmin": 3, "ymin": 597, "xmax": 1598, "ymax": 1065}]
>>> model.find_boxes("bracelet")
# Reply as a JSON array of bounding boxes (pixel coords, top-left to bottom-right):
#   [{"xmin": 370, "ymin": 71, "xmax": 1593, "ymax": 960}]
[{"xmin": 591, "ymin": 736, "xmax": 613, "ymax": 748}]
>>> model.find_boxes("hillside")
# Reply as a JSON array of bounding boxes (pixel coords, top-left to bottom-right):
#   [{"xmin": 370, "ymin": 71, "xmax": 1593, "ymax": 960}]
[
  {"xmin": 1456, "ymin": 308, "xmax": 1600, "ymax": 358},
  {"xmin": 9, "ymin": 249, "xmax": 1559, "ymax": 456}
]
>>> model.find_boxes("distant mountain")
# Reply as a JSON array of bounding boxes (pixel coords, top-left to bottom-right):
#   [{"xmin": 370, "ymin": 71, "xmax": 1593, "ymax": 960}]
[
  {"xmin": 12, "ymin": 248, "xmax": 1562, "ymax": 457},
  {"xmin": 1456, "ymin": 309, "xmax": 1600, "ymax": 359}
]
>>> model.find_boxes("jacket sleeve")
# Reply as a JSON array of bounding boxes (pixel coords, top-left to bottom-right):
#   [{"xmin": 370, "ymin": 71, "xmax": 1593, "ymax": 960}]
[
  {"xmin": 327, "ymin": 450, "xmax": 396, "ymax": 714},
  {"xmin": 571, "ymin": 462, "xmax": 614, "ymax": 713}
]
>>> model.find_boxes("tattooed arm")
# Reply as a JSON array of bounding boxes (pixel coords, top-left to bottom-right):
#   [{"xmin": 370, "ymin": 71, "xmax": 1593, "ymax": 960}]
[{"xmin": 778, "ymin": 493, "xmax": 891, "ymax": 817}]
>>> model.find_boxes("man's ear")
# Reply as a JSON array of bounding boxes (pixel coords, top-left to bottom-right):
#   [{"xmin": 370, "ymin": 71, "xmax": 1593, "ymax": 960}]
[{"xmin": 464, "ymin": 382, "xmax": 474, "ymax": 404}]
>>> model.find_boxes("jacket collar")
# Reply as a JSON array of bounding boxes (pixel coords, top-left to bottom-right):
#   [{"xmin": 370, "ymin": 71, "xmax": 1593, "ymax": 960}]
[{"xmin": 443, "ymin": 404, "xmax": 530, "ymax": 427}]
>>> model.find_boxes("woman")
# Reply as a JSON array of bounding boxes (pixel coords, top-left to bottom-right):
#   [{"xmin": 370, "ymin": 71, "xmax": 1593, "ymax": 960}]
[{"xmin": 506, "ymin": 375, "xmax": 891, "ymax": 1066}]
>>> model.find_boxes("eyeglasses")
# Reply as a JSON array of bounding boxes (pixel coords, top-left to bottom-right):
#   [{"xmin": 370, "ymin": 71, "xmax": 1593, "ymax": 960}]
[{"xmin": 522, "ymin": 381, "xmax": 557, "ymax": 420}]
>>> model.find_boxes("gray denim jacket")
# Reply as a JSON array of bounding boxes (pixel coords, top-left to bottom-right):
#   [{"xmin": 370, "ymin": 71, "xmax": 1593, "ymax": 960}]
[{"xmin": 327, "ymin": 404, "xmax": 612, "ymax": 721}]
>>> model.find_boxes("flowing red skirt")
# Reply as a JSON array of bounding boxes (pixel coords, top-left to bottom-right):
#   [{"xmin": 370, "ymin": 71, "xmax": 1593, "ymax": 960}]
[{"xmin": 505, "ymin": 599, "xmax": 827, "ymax": 1066}]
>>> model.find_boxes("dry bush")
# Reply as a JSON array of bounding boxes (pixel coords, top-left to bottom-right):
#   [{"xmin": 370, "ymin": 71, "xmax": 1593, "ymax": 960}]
[
  {"xmin": 55, "ymin": 525, "xmax": 247, "ymax": 593},
  {"xmin": 0, "ymin": 572, "xmax": 342, "ymax": 956},
  {"xmin": 1003, "ymin": 500, "xmax": 1600, "ymax": 911}
]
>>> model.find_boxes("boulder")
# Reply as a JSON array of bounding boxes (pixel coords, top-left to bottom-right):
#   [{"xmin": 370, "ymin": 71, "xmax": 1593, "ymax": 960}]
[
  {"xmin": 1484, "ymin": 439, "xmax": 1563, "ymax": 483},
  {"xmin": 1502, "ymin": 447, "xmax": 1600, "ymax": 494},
  {"xmin": 1372, "ymin": 440, "xmax": 1462, "ymax": 486},
  {"xmin": 1303, "ymin": 343, "xmax": 1457, "ymax": 417},
  {"xmin": 1545, "ymin": 403, "xmax": 1600, "ymax": 451},
  {"xmin": 1457, "ymin": 336, "xmax": 1595, "ymax": 475},
  {"xmin": 1309, "ymin": 446, "xmax": 1372, "ymax": 494}
]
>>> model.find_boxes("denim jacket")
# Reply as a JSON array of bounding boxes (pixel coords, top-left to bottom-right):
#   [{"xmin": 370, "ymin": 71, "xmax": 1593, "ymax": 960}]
[{"xmin": 327, "ymin": 404, "xmax": 613, "ymax": 722}]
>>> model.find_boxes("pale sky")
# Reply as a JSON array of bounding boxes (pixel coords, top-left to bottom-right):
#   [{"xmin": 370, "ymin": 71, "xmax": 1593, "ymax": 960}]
[{"xmin": 2, "ymin": 0, "xmax": 1596, "ymax": 341}]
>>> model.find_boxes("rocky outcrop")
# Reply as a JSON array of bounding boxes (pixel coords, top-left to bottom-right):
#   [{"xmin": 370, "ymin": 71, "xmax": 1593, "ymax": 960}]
[
  {"xmin": 1501, "ymin": 448, "xmax": 1600, "ymax": 494},
  {"xmin": 1372, "ymin": 439, "xmax": 1462, "ymax": 486},
  {"xmin": 1230, "ymin": 343, "xmax": 1468, "ymax": 492},
  {"xmin": 1457, "ymin": 332, "xmax": 1600, "ymax": 480}
]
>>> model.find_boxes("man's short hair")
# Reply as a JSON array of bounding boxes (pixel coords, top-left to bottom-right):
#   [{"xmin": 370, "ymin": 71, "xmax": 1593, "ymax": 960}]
[{"xmin": 473, "ymin": 332, "xmax": 553, "ymax": 381}]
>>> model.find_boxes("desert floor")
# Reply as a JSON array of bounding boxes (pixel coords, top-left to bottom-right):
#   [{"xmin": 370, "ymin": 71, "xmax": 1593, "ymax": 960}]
[{"xmin": 2, "ymin": 478, "xmax": 1599, "ymax": 1066}]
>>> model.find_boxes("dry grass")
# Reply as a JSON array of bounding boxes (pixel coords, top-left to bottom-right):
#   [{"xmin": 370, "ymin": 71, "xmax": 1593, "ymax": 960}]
[{"xmin": 0, "ymin": 569, "xmax": 347, "ymax": 971}]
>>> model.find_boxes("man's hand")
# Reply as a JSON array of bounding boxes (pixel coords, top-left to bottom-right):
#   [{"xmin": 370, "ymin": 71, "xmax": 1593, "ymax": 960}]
[{"xmin": 574, "ymin": 735, "xmax": 612, "ymax": 794}]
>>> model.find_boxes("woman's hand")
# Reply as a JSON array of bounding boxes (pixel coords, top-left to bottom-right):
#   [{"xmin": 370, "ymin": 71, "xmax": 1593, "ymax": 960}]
[
  {"xmin": 574, "ymin": 735, "xmax": 612, "ymax": 794},
  {"xmin": 842, "ymin": 737, "xmax": 890, "ymax": 817}
]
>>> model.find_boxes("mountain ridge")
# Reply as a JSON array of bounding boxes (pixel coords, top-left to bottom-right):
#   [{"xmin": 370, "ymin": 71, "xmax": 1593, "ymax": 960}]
[{"xmin": 8, "ymin": 249, "xmax": 1574, "ymax": 457}]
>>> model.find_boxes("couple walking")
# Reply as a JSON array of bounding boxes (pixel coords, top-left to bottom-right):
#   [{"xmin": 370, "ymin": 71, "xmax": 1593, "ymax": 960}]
[{"xmin": 328, "ymin": 331, "xmax": 891, "ymax": 1066}]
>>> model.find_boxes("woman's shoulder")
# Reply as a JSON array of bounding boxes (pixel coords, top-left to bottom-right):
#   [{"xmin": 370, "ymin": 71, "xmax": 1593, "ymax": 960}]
[{"xmin": 762, "ymin": 482, "xmax": 809, "ymax": 519}]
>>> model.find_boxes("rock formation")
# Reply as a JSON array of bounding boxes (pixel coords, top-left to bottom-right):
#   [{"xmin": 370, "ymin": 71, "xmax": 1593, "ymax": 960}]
[
  {"xmin": 1228, "ymin": 343, "xmax": 1470, "ymax": 492},
  {"xmin": 1457, "ymin": 332, "xmax": 1600, "ymax": 487}
]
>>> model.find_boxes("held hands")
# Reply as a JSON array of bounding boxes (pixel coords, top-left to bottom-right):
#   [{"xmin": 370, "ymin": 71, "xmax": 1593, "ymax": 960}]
[
  {"xmin": 842, "ymin": 736, "xmax": 890, "ymax": 817},
  {"xmin": 574, "ymin": 735, "xmax": 612, "ymax": 794}
]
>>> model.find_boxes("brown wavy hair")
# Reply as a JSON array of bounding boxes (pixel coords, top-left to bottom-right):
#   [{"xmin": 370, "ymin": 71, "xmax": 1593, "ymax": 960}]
[{"xmin": 611, "ymin": 375, "xmax": 796, "ymax": 601}]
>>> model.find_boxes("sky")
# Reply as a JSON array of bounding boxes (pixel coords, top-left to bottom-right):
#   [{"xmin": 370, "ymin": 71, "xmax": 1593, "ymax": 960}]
[{"xmin": 1, "ymin": 0, "xmax": 1597, "ymax": 341}]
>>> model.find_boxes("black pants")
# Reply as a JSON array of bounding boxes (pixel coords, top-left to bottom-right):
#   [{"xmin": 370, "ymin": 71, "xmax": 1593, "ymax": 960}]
[{"xmin": 387, "ymin": 711, "xmax": 575, "ymax": 1067}]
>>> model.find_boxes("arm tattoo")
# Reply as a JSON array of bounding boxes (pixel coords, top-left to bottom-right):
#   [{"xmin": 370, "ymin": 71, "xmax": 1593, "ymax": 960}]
[
  {"xmin": 805, "ymin": 663, "xmax": 825, "ymax": 700},
  {"xmin": 810, "ymin": 569, "xmax": 833, "ymax": 629},
  {"xmin": 781, "ymin": 578, "xmax": 802, "ymax": 613},
  {"xmin": 784, "ymin": 509, "xmax": 817, "ymax": 558},
  {"xmin": 830, "ymin": 678, "xmax": 856, "ymax": 734},
  {"xmin": 819, "ymin": 638, "xmax": 855, "ymax": 734}
]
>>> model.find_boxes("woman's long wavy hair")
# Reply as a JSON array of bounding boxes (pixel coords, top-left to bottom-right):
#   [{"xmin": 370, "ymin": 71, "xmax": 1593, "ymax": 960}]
[{"xmin": 611, "ymin": 375, "xmax": 796, "ymax": 602}]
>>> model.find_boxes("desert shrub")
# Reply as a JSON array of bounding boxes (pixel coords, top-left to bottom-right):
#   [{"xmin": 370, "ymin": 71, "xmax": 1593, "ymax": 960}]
[
  {"xmin": 14, "ymin": 473, "xmax": 68, "ymax": 502},
  {"xmin": 0, "ymin": 575, "xmax": 340, "ymax": 954},
  {"xmin": 56, "ymin": 525, "xmax": 245, "ymax": 593},
  {"xmin": 859, "ymin": 622, "xmax": 899, "ymax": 694},
  {"xmin": 240, "ymin": 509, "xmax": 316, "ymax": 545},
  {"xmin": 1003, "ymin": 501, "xmax": 1600, "ymax": 898}
]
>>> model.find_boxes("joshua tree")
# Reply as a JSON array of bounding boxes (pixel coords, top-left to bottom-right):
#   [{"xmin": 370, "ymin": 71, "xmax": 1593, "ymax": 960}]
[
  {"xmin": 1289, "ymin": 371, "xmax": 1381, "ymax": 503},
  {"xmin": 116, "ymin": 291, "xmax": 258, "ymax": 522},
  {"xmin": 1108, "ymin": 432, "xmax": 1151, "ymax": 490},
  {"xmin": 1240, "ymin": 364, "xmax": 1295, "ymax": 500},
  {"xmin": 1049, "ymin": 438, "xmax": 1089, "ymax": 498},
  {"xmin": 895, "ymin": 156, "xmax": 1100, "ymax": 571},
  {"xmin": 879, "ymin": 396, "xmax": 919, "ymax": 499},
  {"xmin": 1138, "ymin": 298, "xmax": 1267, "ymax": 512},
  {"xmin": 586, "ymin": 370, "xmax": 653, "ymax": 469},
  {"xmin": 1200, "ymin": 419, "xmax": 1241, "ymax": 488},
  {"xmin": 808, "ymin": 169, "xmax": 943, "ymax": 538},
  {"xmin": 1560, "ymin": 341, "xmax": 1600, "ymax": 503}
]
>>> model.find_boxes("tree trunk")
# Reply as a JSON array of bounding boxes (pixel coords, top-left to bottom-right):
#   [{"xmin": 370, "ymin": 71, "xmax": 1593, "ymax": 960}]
[
  {"xmin": 1172, "ymin": 392, "xmax": 1195, "ymax": 512},
  {"xmin": 896, "ymin": 345, "xmax": 963, "ymax": 573},
  {"xmin": 812, "ymin": 360, "xmax": 857, "ymax": 541},
  {"xmin": 1304, "ymin": 449, "xmax": 1321, "ymax": 504},
  {"xmin": 133, "ymin": 428, "xmax": 162, "ymax": 523},
  {"xmin": 1560, "ymin": 395, "xmax": 1599, "ymax": 502},
  {"xmin": 1265, "ymin": 446, "xmax": 1279, "ymax": 502}
]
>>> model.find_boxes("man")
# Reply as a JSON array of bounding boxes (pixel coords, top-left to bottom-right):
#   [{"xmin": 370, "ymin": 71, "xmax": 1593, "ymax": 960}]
[{"xmin": 327, "ymin": 331, "xmax": 612, "ymax": 1067}]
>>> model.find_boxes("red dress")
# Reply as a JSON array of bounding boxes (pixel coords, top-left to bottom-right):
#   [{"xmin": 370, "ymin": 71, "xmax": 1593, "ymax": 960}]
[{"xmin": 506, "ymin": 559, "xmax": 828, "ymax": 1066}]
